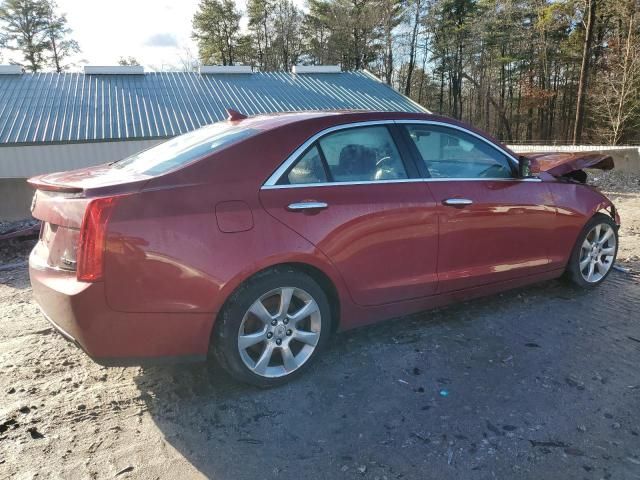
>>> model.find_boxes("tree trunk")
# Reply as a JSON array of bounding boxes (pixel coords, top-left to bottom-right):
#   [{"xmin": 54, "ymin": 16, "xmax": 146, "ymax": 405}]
[
  {"xmin": 573, "ymin": 0, "xmax": 597, "ymax": 144},
  {"xmin": 462, "ymin": 72, "xmax": 513, "ymax": 141},
  {"xmin": 404, "ymin": 0, "xmax": 421, "ymax": 95}
]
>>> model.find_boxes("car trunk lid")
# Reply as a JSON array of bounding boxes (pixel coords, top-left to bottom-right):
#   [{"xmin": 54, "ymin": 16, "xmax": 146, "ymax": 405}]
[
  {"xmin": 28, "ymin": 165, "xmax": 146, "ymax": 278},
  {"xmin": 28, "ymin": 164, "xmax": 151, "ymax": 196}
]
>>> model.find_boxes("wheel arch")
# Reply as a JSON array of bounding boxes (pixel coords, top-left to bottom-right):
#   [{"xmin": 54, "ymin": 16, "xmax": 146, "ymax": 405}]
[
  {"xmin": 589, "ymin": 196, "xmax": 619, "ymax": 227},
  {"xmin": 210, "ymin": 259, "xmax": 343, "ymax": 345}
]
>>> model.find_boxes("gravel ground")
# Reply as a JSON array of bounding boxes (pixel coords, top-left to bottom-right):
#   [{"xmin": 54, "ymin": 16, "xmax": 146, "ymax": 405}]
[{"xmin": 1, "ymin": 188, "xmax": 639, "ymax": 480}]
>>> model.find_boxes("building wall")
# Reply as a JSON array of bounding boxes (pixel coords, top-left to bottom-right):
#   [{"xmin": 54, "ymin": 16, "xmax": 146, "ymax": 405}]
[
  {"xmin": 0, "ymin": 139, "xmax": 164, "ymax": 178},
  {"xmin": 0, "ymin": 178, "xmax": 36, "ymax": 221},
  {"xmin": 0, "ymin": 139, "xmax": 163, "ymax": 220}
]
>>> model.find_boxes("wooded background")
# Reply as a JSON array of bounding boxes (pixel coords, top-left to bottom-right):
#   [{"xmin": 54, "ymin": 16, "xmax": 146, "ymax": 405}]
[
  {"xmin": 1, "ymin": 0, "xmax": 639, "ymax": 145},
  {"xmin": 193, "ymin": 0, "xmax": 640, "ymax": 145}
]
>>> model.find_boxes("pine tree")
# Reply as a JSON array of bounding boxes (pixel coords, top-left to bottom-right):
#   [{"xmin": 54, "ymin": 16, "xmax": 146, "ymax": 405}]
[
  {"xmin": 192, "ymin": 0, "xmax": 242, "ymax": 66},
  {"xmin": 0, "ymin": 0, "xmax": 51, "ymax": 71}
]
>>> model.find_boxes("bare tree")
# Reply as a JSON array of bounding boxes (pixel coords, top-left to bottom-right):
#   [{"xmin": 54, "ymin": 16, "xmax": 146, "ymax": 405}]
[
  {"xmin": 573, "ymin": 0, "xmax": 598, "ymax": 144},
  {"xmin": 591, "ymin": 8, "xmax": 640, "ymax": 144},
  {"xmin": 44, "ymin": 1, "xmax": 79, "ymax": 73},
  {"xmin": 404, "ymin": 0, "xmax": 422, "ymax": 95}
]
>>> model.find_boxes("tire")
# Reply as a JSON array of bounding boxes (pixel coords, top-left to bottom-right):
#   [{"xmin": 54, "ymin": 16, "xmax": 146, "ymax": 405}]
[
  {"xmin": 212, "ymin": 267, "xmax": 332, "ymax": 388},
  {"xmin": 565, "ymin": 213, "xmax": 619, "ymax": 288}
]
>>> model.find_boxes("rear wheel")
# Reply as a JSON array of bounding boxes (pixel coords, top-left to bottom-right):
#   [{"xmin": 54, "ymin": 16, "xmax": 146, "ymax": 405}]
[
  {"xmin": 565, "ymin": 213, "xmax": 618, "ymax": 288},
  {"xmin": 213, "ymin": 268, "xmax": 332, "ymax": 387}
]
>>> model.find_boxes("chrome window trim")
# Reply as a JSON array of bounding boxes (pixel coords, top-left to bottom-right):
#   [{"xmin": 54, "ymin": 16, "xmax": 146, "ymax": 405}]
[{"xmin": 261, "ymin": 119, "xmax": 530, "ymax": 189}]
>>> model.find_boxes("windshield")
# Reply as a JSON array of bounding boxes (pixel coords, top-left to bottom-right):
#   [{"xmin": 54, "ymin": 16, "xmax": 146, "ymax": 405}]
[{"xmin": 111, "ymin": 123, "xmax": 258, "ymax": 175}]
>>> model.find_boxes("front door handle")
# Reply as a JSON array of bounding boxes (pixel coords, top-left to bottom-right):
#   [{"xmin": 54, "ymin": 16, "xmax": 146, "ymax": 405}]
[
  {"xmin": 443, "ymin": 198, "xmax": 473, "ymax": 206},
  {"xmin": 287, "ymin": 201, "xmax": 329, "ymax": 211}
]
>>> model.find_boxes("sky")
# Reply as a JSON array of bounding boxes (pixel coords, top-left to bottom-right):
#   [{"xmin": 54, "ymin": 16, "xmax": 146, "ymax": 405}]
[{"xmin": 0, "ymin": 0, "xmax": 304, "ymax": 71}]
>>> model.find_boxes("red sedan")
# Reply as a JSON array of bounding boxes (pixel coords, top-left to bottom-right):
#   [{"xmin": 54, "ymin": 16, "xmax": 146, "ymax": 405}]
[{"xmin": 28, "ymin": 111, "xmax": 619, "ymax": 386}]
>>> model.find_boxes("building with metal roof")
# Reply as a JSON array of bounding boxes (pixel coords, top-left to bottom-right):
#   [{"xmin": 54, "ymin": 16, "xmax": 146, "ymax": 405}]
[{"xmin": 0, "ymin": 67, "xmax": 426, "ymax": 219}]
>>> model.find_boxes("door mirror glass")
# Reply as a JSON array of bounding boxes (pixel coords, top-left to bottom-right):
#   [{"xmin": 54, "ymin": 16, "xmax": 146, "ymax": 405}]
[{"xmin": 518, "ymin": 156, "xmax": 531, "ymax": 178}]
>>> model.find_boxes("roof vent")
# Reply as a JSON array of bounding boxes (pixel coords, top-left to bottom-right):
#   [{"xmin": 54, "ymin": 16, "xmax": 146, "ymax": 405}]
[
  {"xmin": 199, "ymin": 65, "xmax": 252, "ymax": 74},
  {"xmin": 83, "ymin": 65, "xmax": 144, "ymax": 75},
  {"xmin": 292, "ymin": 65, "xmax": 341, "ymax": 74},
  {"xmin": 0, "ymin": 65, "xmax": 23, "ymax": 75}
]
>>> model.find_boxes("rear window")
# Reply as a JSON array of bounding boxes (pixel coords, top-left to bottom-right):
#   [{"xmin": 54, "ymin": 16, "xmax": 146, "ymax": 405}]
[{"xmin": 111, "ymin": 123, "xmax": 258, "ymax": 175}]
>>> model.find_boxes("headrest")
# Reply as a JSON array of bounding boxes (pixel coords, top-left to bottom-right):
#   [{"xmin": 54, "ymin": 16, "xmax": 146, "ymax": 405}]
[{"xmin": 338, "ymin": 144, "xmax": 376, "ymax": 177}]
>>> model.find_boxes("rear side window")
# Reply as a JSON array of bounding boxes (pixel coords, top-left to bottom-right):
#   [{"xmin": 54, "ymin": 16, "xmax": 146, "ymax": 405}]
[
  {"xmin": 112, "ymin": 123, "xmax": 257, "ymax": 175},
  {"xmin": 287, "ymin": 145, "xmax": 328, "ymax": 184},
  {"xmin": 319, "ymin": 126, "xmax": 407, "ymax": 182},
  {"xmin": 404, "ymin": 124, "xmax": 513, "ymax": 179}
]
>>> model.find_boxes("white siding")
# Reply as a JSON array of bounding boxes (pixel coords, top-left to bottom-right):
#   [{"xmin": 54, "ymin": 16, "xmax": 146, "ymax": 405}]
[{"xmin": 0, "ymin": 139, "xmax": 165, "ymax": 178}]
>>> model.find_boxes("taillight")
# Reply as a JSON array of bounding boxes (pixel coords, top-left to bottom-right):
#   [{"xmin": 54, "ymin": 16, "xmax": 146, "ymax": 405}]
[{"xmin": 77, "ymin": 197, "xmax": 117, "ymax": 282}]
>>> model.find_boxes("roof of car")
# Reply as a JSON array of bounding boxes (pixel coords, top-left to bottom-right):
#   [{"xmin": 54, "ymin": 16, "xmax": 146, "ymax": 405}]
[
  {"xmin": 230, "ymin": 110, "xmax": 435, "ymax": 130},
  {"xmin": 231, "ymin": 110, "xmax": 511, "ymax": 155}
]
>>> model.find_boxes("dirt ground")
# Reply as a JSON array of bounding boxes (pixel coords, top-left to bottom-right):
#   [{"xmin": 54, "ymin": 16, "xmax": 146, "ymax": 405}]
[{"xmin": 1, "ymin": 178, "xmax": 639, "ymax": 480}]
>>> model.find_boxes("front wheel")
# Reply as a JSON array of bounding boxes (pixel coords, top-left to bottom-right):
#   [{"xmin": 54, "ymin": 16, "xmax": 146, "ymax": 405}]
[
  {"xmin": 565, "ymin": 213, "xmax": 619, "ymax": 288},
  {"xmin": 213, "ymin": 268, "xmax": 332, "ymax": 387}
]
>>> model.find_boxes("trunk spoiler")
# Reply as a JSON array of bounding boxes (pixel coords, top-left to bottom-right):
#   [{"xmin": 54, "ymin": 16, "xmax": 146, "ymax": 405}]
[
  {"xmin": 524, "ymin": 152, "xmax": 614, "ymax": 177},
  {"xmin": 27, "ymin": 175, "xmax": 84, "ymax": 194}
]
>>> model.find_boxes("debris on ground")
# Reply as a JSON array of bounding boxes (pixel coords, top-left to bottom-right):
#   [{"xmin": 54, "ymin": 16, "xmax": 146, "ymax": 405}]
[
  {"xmin": 0, "ymin": 218, "xmax": 40, "ymax": 241},
  {"xmin": 589, "ymin": 169, "xmax": 640, "ymax": 194}
]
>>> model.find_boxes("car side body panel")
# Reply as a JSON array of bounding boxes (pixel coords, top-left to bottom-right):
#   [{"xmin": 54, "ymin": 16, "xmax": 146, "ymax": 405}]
[
  {"xmin": 27, "ymin": 110, "xmax": 619, "ymax": 365},
  {"xmin": 260, "ymin": 182, "xmax": 440, "ymax": 306},
  {"xmin": 425, "ymin": 179, "xmax": 558, "ymax": 292}
]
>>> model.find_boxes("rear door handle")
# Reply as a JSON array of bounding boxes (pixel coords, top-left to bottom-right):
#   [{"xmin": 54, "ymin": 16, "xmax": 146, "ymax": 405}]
[
  {"xmin": 287, "ymin": 201, "xmax": 329, "ymax": 211},
  {"xmin": 443, "ymin": 198, "xmax": 473, "ymax": 206}
]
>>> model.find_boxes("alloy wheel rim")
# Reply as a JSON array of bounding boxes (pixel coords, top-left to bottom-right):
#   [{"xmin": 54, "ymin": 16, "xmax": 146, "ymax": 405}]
[
  {"xmin": 238, "ymin": 287, "xmax": 321, "ymax": 378},
  {"xmin": 579, "ymin": 223, "xmax": 616, "ymax": 283}
]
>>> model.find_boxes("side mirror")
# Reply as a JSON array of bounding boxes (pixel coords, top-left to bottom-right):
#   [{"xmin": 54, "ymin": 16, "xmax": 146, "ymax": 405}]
[{"xmin": 518, "ymin": 155, "xmax": 532, "ymax": 178}]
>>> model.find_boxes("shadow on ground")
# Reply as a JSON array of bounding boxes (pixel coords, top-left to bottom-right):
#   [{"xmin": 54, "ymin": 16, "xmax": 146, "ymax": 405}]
[{"xmin": 134, "ymin": 273, "xmax": 640, "ymax": 479}]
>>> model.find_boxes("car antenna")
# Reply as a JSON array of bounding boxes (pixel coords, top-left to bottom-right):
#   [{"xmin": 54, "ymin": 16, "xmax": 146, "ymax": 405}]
[{"xmin": 226, "ymin": 108, "xmax": 247, "ymax": 121}]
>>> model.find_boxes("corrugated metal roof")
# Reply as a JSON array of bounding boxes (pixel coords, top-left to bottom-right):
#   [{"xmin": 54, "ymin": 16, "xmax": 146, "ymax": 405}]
[{"xmin": 0, "ymin": 71, "xmax": 426, "ymax": 145}]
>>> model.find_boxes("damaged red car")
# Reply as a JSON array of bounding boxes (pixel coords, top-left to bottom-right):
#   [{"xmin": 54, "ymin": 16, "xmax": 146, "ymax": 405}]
[{"xmin": 28, "ymin": 111, "xmax": 620, "ymax": 386}]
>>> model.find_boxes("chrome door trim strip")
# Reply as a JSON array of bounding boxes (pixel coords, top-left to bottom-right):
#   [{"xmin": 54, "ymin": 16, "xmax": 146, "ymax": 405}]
[{"xmin": 261, "ymin": 177, "xmax": 542, "ymax": 190}]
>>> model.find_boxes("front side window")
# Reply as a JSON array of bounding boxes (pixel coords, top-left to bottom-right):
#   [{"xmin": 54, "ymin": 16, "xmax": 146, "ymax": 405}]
[
  {"xmin": 112, "ymin": 123, "xmax": 258, "ymax": 176},
  {"xmin": 404, "ymin": 124, "xmax": 513, "ymax": 179},
  {"xmin": 318, "ymin": 126, "xmax": 407, "ymax": 182}
]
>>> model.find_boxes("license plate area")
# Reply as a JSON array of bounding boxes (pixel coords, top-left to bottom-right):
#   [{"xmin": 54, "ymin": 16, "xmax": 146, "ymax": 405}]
[{"xmin": 36, "ymin": 222, "xmax": 79, "ymax": 270}]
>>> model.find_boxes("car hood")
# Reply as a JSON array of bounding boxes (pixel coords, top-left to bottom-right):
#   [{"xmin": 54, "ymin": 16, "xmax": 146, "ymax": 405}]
[{"xmin": 524, "ymin": 152, "xmax": 614, "ymax": 177}]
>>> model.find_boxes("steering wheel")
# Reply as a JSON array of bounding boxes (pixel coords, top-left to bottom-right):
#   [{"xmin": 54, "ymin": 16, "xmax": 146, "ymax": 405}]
[{"xmin": 376, "ymin": 155, "xmax": 392, "ymax": 168}]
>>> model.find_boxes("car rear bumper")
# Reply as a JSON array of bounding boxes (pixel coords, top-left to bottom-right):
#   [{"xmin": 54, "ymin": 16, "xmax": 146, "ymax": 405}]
[{"xmin": 29, "ymin": 251, "xmax": 211, "ymax": 365}]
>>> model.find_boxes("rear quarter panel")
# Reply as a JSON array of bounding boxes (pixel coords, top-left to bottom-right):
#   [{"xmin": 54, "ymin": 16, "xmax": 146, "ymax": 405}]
[{"xmin": 102, "ymin": 126, "xmax": 349, "ymax": 317}]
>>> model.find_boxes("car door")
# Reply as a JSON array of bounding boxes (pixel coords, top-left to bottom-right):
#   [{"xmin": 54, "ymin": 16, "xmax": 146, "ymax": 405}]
[
  {"xmin": 260, "ymin": 122, "xmax": 439, "ymax": 306},
  {"xmin": 398, "ymin": 121, "xmax": 558, "ymax": 293}
]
